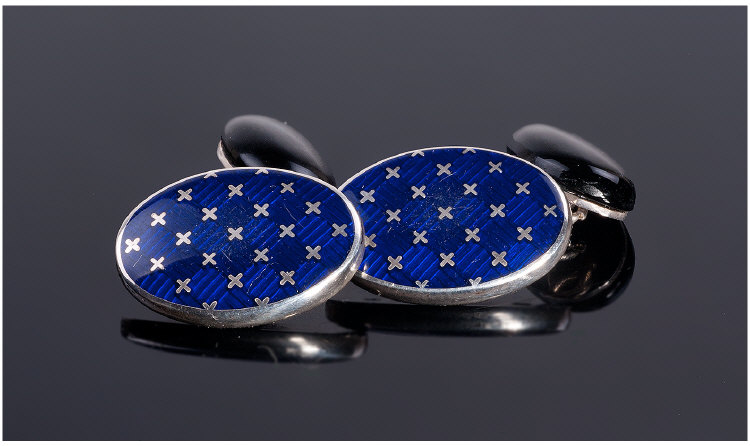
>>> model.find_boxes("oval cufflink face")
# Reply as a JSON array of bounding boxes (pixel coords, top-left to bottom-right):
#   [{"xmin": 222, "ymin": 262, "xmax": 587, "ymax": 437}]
[
  {"xmin": 339, "ymin": 147, "xmax": 570, "ymax": 305},
  {"xmin": 116, "ymin": 168, "xmax": 363, "ymax": 327}
]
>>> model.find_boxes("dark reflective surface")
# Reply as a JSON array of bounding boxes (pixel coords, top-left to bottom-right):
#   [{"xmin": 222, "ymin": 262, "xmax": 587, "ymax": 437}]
[
  {"xmin": 220, "ymin": 114, "xmax": 336, "ymax": 184},
  {"xmin": 508, "ymin": 123, "xmax": 636, "ymax": 214},
  {"xmin": 121, "ymin": 207, "xmax": 634, "ymax": 349},
  {"xmin": 326, "ymin": 295, "xmax": 571, "ymax": 336},
  {"xmin": 121, "ymin": 318, "xmax": 367, "ymax": 363},
  {"xmin": 326, "ymin": 211, "xmax": 634, "ymax": 336},
  {"xmin": 530, "ymin": 212, "xmax": 635, "ymax": 311},
  {"xmin": 5, "ymin": 7, "xmax": 745, "ymax": 440}
]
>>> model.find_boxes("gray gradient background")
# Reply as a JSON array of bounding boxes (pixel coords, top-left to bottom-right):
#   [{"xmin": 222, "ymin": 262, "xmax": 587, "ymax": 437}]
[{"xmin": 3, "ymin": 6, "xmax": 747, "ymax": 440}]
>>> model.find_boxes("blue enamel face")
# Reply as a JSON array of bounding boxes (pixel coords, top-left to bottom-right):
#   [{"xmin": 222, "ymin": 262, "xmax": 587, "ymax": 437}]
[
  {"xmin": 117, "ymin": 168, "xmax": 357, "ymax": 311},
  {"xmin": 340, "ymin": 147, "xmax": 567, "ymax": 298}
]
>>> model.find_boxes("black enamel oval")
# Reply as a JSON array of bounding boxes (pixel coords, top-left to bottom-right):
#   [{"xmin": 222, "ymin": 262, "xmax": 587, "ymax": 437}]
[
  {"xmin": 219, "ymin": 115, "xmax": 335, "ymax": 185},
  {"xmin": 508, "ymin": 123, "xmax": 635, "ymax": 214}
]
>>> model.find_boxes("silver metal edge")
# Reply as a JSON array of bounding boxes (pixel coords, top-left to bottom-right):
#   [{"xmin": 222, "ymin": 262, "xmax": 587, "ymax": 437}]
[
  {"xmin": 339, "ymin": 146, "xmax": 571, "ymax": 306},
  {"xmin": 216, "ymin": 140, "xmax": 233, "ymax": 169},
  {"xmin": 564, "ymin": 191, "xmax": 628, "ymax": 221},
  {"xmin": 115, "ymin": 167, "xmax": 364, "ymax": 328}
]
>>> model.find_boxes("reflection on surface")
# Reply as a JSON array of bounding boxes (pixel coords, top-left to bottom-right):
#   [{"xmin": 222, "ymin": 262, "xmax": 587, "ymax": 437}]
[
  {"xmin": 121, "ymin": 318, "xmax": 367, "ymax": 363},
  {"xmin": 122, "ymin": 212, "xmax": 635, "ymax": 352},
  {"xmin": 326, "ymin": 211, "xmax": 635, "ymax": 336},
  {"xmin": 326, "ymin": 295, "xmax": 571, "ymax": 336},
  {"xmin": 529, "ymin": 212, "xmax": 635, "ymax": 312}
]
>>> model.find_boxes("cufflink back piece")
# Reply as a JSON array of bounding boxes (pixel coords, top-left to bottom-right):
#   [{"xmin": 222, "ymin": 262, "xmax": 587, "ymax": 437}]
[{"xmin": 508, "ymin": 123, "xmax": 635, "ymax": 220}]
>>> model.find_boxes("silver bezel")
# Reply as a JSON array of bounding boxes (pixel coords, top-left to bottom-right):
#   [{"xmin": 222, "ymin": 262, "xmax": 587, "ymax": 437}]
[
  {"xmin": 338, "ymin": 146, "xmax": 571, "ymax": 306},
  {"xmin": 565, "ymin": 191, "xmax": 628, "ymax": 221},
  {"xmin": 116, "ymin": 167, "xmax": 364, "ymax": 328},
  {"xmin": 216, "ymin": 140, "xmax": 233, "ymax": 169}
]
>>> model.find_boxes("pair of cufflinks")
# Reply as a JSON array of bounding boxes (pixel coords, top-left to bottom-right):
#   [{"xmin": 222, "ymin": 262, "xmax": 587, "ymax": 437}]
[{"xmin": 116, "ymin": 116, "xmax": 636, "ymax": 328}]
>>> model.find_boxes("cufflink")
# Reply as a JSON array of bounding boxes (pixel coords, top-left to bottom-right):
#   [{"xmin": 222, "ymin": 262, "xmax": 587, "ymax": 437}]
[
  {"xmin": 116, "ymin": 116, "xmax": 363, "ymax": 328},
  {"xmin": 339, "ymin": 124, "xmax": 635, "ymax": 306}
]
